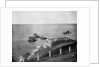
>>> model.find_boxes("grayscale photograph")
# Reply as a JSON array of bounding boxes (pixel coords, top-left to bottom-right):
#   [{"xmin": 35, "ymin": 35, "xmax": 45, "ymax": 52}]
[{"xmin": 12, "ymin": 11, "xmax": 77, "ymax": 62}]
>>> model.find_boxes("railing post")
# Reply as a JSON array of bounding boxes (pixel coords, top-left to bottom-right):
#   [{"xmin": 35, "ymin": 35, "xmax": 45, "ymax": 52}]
[
  {"xmin": 37, "ymin": 53, "xmax": 39, "ymax": 61},
  {"xmin": 60, "ymin": 48, "xmax": 62, "ymax": 55},
  {"xmin": 69, "ymin": 46, "xmax": 71, "ymax": 52},
  {"xmin": 49, "ymin": 50, "xmax": 51, "ymax": 58}
]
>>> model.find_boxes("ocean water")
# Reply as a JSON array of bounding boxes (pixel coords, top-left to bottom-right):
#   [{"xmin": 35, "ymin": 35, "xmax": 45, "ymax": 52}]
[{"xmin": 12, "ymin": 24, "xmax": 77, "ymax": 61}]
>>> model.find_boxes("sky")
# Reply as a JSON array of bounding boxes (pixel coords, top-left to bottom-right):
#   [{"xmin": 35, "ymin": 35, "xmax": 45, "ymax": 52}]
[{"xmin": 12, "ymin": 11, "xmax": 77, "ymax": 24}]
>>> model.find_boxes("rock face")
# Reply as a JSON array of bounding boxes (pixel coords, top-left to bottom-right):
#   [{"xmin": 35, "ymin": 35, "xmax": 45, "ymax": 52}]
[{"xmin": 18, "ymin": 37, "xmax": 77, "ymax": 62}]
